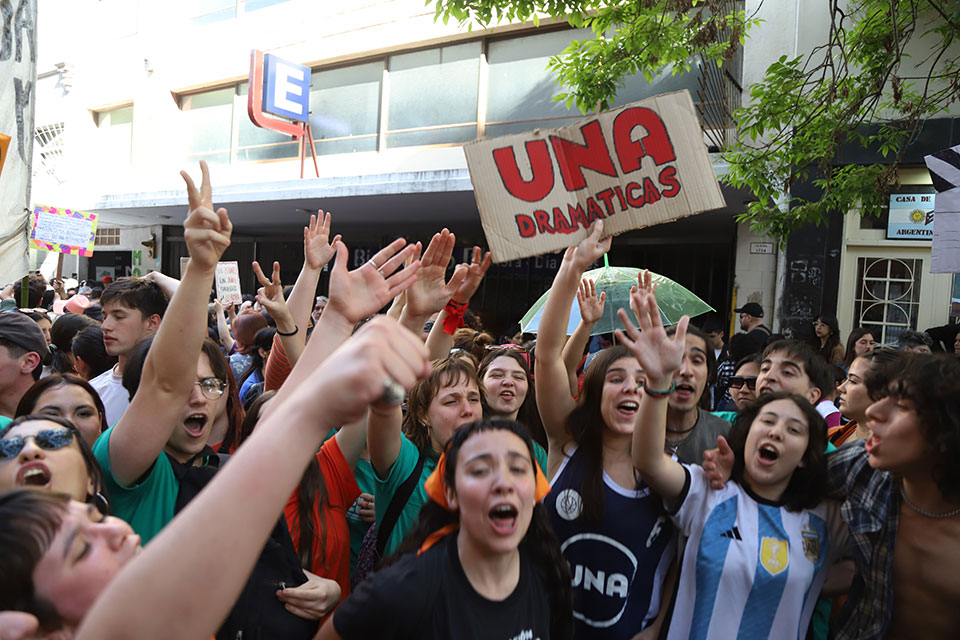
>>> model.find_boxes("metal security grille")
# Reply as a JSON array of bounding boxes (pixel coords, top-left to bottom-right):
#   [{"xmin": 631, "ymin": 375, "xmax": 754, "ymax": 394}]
[
  {"xmin": 34, "ymin": 123, "xmax": 65, "ymax": 185},
  {"xmin": 854, "ymin": 257, "xmax": 923, "ymax": 346}
]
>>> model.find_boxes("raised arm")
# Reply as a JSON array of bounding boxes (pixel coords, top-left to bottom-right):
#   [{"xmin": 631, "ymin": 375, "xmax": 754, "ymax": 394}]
[
  {"xmin": 398, "ymin": 229, "xmax": 466, "ymax": 337},
  {"xmin": 253, "ymin": 261, "xmax": 303, "ymax": 367},
  {"xmin": 212, "ymin": 299, "xmax": 235, "ymax": 352},
  {"xmin": 562, "ymin": 278, "xmax": 605, "ymax": 397},
  {"xmin": 265, "ymin": 238, "xmax": 421, "ymax": 415},
  {"xmin": 535, "ymin": 222, "xmax": 610, "ymax": 451},
  {"xmin": 615, "ymin": 291, "xmax": 688, "ymax": 502},
  {"xmin": 76, "ymin": 318, "xmax": 431, "ymax": 640},
  {"xmin": 287, "ymin": 211, "xmax": 340, "ymax": 335},
  {"xmin": 108, "ymin": 161, "xmax": 231, "ymax": 486},
  {"xmin": 424, "ymin": 246, "xmax": 491, "ymax": 360}
]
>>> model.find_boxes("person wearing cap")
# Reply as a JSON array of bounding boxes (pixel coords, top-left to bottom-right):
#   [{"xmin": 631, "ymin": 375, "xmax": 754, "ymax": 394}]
[
  {"xmin": 734, "ymin": 301, "xmax": 771, "ymax": 355},
  {"xmin": 0, "ymin": 313, "xmax": 48, "ymax": 420}
]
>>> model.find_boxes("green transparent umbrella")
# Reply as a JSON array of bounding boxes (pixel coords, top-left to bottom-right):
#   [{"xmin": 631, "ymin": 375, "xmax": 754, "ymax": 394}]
[{"xmin": 519, "ymin": 256, "xmax": 714, "ymax": 336}]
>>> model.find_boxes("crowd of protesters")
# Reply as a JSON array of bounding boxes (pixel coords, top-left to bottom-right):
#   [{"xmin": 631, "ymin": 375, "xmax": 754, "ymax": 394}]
[{"xmin": 0, "ymin": 161, "xmax": 959, "ymax": 640}]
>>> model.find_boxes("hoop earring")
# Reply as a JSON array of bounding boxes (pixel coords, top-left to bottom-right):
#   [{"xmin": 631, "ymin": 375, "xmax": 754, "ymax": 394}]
[{"xmin": 93, "ymin": 491, "xmax": 110, "ymax": 515}]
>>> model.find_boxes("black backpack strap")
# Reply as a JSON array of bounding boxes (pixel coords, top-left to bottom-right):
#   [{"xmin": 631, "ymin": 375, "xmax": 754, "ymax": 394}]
[{"xmin": 376, "ymin": 451, "xmax": 426, "ymax": 557}]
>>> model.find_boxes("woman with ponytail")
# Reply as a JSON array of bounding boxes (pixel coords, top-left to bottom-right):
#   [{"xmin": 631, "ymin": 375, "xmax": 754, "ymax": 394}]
[
  {"xmin": 322, "ymin": 418, "xmax": 572, "ymax": 640},
  {"xmin": 48, "ymin": 313, "xmax": 97, "ymax": 375}
]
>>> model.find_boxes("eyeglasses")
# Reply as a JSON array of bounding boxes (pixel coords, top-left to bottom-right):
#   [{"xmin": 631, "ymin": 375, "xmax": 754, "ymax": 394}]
[
  {"xmin": 729, "ymin": 376, "xmax": 757, "ymax": 390},
  {"xmin": 0, "ymin": 427, "xmax": 74, "ymax": 459},
  {"xmin": 194, "ymin": 377, "xmax": 227, "ymax": 400}
]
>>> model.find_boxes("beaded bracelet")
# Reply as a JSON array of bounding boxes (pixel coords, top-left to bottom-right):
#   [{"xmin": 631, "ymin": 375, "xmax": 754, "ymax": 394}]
[{"xmin": 643, "ymin": 381, "xmax": 676, "ymax": 398}]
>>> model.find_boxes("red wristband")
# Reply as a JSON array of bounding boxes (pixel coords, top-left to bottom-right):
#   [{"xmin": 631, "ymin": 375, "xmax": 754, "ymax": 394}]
[{"xmin": 442, "ymin": 300, "xmax": 468, "ymax": 335}]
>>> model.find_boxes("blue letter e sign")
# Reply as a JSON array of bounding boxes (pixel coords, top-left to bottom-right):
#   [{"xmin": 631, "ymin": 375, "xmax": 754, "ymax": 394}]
[{"xmin": 263, "ymin": 54, "xmax": 310, "ymax": 123}]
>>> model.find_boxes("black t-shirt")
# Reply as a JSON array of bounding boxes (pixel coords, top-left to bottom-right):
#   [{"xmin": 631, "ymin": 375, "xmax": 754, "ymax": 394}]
[{"xmin": 334, "ymin": 534, "xmax": 551, "ymax": 639}]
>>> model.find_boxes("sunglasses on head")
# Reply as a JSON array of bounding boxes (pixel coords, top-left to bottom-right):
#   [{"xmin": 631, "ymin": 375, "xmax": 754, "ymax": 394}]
[
  {"xmin": 485, "ymin": 344, "xmax": 527, "ymax": 353},
  {"xmin": 729, "ymin": 376, "xmax": 757, "ymax": 390},
  {"xmin": 0, "ymin": 427, "xmax": 74, "ymax": 460}
]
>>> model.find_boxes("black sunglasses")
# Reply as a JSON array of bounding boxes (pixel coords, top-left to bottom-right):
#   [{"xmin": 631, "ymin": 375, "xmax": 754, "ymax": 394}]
[
  {"xmin": 0, "ymin": 427, "xmax": 75, "ymax": 459},
  {"xmin": 729, "ymin": 376, "xmax": 757, "ymax": 390}
]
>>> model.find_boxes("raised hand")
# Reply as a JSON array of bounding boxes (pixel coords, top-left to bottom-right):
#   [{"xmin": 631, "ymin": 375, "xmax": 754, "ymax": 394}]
[
  {"xmin": 306, "ymin": 316, "xmax": 431, "ymax": 426},
  {"xmin": 327, "ymin": 239, "xmax": 421, "ymax": 325},
  {"xmin": 577, "ymin": 278, "xmax": 606, "ymax": 324},
  {"xmin": 252, "ymin": 261, "xmax": 290, "ymax": 323},
  {"xmin": 180, "ymin": 160, "xmax": 232, "ymax": 271},
  {"xmin": 303, "ymin": 211, "xmax": 340, "ymax": 271},
  {"xmin": 403, "ymin": 229, "xmax": 467, "ymax": 317},
  {"xmin": 629, "ymin": 269, "xmax": 657, "ymax": 324},
  {"xmin": 701, "ymin": 435, "xmax": 735, "ymax": 490},
  {"xmin": 566, "ymin": 220, "xmax": 611, "ymax": 272},
  {"xmin": 451, "ymin": 246, "xmax": 492, "ymax": 305},
  {"xmin": 615, "ymin": 290, "xmax": 689, "ymax": 387}
]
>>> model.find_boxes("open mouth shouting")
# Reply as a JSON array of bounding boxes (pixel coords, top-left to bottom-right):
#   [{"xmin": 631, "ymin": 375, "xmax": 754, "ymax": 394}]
[
  {"xmin": 616, "ymin": 400, "xmax": 639, "ymax": 419},
  {"xmin": 673, "ymin": 383, "xmax": 696, "ymax": 402},
  {"xmin": 489, "ymin": 503, "xmax": 519, "ymax": 535},
  {"xmin": 756, "ymin": 444, "xmax": 780, "ymax": 466},
  {"xmin": 17, "ymin": 462, "xmax": 52, "ymax": 488},
  {"xmin": 183, "ymin": 414, "xmax": 208, "ymax": 438}
]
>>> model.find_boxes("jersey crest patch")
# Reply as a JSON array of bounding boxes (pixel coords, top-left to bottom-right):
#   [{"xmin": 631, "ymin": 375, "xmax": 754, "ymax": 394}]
[
  {"xmin": 760, "ymin": 536, "xmax": 789, "ymax": 575},
  {"xmin": 801, "ymin": 528, "xmax": 821, "ymax": 563},
  {"xmin": 555, "ymin": 488, "xmax": 583, "ymax": 521}
]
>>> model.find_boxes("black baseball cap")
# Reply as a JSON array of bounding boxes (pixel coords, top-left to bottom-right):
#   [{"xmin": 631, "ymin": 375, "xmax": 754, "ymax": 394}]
[
  {"xmin": 734, "ymin": 302, "xmax": 764, "ymax": 318},
  {"xmin": 0, "ymin": 312, "xmax": 48, "ymax": 357}
]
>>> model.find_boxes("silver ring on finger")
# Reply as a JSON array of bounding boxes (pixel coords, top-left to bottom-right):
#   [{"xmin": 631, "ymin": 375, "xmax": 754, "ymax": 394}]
[{"xmin": 379, "ymin": 378, "xmax": 405, "ymax": 406}]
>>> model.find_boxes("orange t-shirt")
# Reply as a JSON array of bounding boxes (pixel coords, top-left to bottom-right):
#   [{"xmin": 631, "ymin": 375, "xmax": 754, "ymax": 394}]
[{"xmin": 283, "ymin": 435, "xmax": 361, "ymax": 603}]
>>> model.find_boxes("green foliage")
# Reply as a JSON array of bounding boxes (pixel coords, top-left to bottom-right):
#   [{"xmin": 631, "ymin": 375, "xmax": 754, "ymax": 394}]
[{"xmin": 433, "ymin": 0, "xmax": 960, "ymax": 239}]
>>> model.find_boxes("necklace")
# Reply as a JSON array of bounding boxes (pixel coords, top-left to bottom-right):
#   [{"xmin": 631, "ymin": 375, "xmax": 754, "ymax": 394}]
[{"xmin": 900, "ymin": 486, "xmax": 960, "ymax": 519}]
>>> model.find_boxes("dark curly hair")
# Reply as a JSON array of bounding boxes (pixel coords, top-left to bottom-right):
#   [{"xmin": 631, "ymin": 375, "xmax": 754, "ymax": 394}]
[
  {"xmin": 388, "ymin": 419, "xmax": 572, "ymax": 640},
  {"xmin": 885, "ymin": 353, "xmax": 960, "ymax": 501},
  {"xmin": 727, "ymin": 391, "xmax": 828, "ymax": 511}
]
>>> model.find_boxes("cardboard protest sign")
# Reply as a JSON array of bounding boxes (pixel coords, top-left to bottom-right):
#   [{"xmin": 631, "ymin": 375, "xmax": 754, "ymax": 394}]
[
  {"xmin": 923, "ymin": 145, "xmax": 960, "ymax": 273},
  {"xmin": 180, "ymin": 258, "xmax": 243, "ymax": 305},
  {"xmin": 215, "ymin": 261, "xmax": 243, "ymax": 305},
  {"xmin": 29, "ymin": 205, "xmax": 98, "ymax": 256},
  {"xmin": 464, "ymin": 91, "xmax": 725, "ymax": 263},
  {"xmin": 0, "ymin": 133, "xmax": 9, "ymax": 181}
]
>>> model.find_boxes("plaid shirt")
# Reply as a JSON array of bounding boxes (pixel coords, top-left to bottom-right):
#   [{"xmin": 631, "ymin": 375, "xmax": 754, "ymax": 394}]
[{"xmin": 826, "ymin": 440, "xmax": 899, "ymax": 640}]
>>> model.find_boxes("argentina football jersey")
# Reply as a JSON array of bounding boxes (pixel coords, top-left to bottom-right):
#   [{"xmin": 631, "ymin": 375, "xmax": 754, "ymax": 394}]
[{"xmin": 666, "ymin": 465, "xmax": 848, "ymax": 640}]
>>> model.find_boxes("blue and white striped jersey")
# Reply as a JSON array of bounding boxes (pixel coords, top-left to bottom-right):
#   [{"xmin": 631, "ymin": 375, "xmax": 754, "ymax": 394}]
[{"xmin": 667, "ymin": 465, "xmax": 848, "ymax": 640}]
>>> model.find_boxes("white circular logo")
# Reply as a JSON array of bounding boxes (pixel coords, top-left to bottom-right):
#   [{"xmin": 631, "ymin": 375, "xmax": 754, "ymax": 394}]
[{"xmin": 556, "ymin": 488, "xmax": 583, "ymax": 521}]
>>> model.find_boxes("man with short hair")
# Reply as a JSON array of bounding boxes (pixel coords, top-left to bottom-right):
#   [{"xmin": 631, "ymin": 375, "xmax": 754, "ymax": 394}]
[
  {"xmin": 734, "ymin": 301, "xmax": 770, "ymax": 354},
  {"xmin": 897, "ymin": 329, "xmax": 933, "ymax": 354},
  {"xmin": 663, "ymin": 324, "xmax": 730, "ymax": 464},
  {"xmin": 0, "ymin": 314, "xmax": 47, "ymax": 419},
  {"xmin": 89, "ymin": 277, "xmax": 168, "ymax": 426},
  {"xmin": 755, "ymin": 339, "xmax": 831, "ymax": 405}
]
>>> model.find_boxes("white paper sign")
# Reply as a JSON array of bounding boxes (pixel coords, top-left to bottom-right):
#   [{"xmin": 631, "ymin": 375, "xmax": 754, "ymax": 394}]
[
  {"xmin": 215, "ymin": 261, "xmax": 242, "ymax": 305},
  {"xmin": 931, "ymin": 189, "xmax": 960, "ymax": 273}
]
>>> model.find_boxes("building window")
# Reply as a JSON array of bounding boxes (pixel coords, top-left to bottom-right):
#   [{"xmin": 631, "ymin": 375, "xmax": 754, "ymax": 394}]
[
  {"xmin": 181, "ymin": 89, "xmax": 234, "ymax": 165},
  {"xmin": 385, "ymin": 42, "xmax": 481, "ymax": 148},
  {"xmin": 237, "ymin": 83, "xmax": 301, "ymax": 162},
  {"xmin": 485, "ymin": 30, "xmax": 585, "ymax": 138},
  {"xmin": 95, "ymin": 106, "xmax": 134, "ymax": 170},
  {"xmin": 95, "ymin": 228, "xmax": 121, "ymax": 247},
  {"xmin": 311, "ymin": 62, "xmax": 382, "ymax": 156},
  {"xmin": 854, "ymin": 257, "xmax": 923, "ymax": 346},
  {"xmin": 177, "ymin": 26, "xmax": 718, "ymax": 163}
]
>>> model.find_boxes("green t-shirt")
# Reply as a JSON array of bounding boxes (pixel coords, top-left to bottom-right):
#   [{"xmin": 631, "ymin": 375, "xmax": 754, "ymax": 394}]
[
  {"xmin": 0, "ymin": 416, "xmax": 11, "ymax": 430},
  {"xmin": 374, "ymin": 435, "xmax": 437, "ymax": 556},
  {"xmin": 93, "ymin": 425, "xmax": 178, "ymax": 545},
  {"xmin": 347, "ymin": 457, "xmax": 379, "ymax": 569}
]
